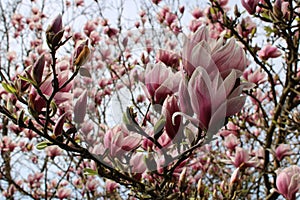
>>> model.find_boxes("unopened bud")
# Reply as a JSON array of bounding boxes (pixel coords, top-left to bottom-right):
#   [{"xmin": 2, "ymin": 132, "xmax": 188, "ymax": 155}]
[
  {"xmin": 46, "ymin": 14, "xmax": 64, "ymax": 48},
  {"xmin": 273, "ymin": 0, "xmax": 283, "ymax": 19},
  {"xmin": 234, "ymin": 5, "xmax": 240, "ymax": 17},
  {"xmin": 31, "ymin": 54, "xmax": 45, "ymax": 85},
  {"xmin": 54, "ymin": 113, "xmax": 66, "ymax": 136},
  {"xmin": 73, "ymin": 39, "xmax": 91, "ymax": 68}
]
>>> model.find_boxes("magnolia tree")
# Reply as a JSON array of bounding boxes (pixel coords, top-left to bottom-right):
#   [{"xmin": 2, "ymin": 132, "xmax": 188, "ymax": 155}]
[{"xmin": 0, "ymin": 0, "xmax": 299, "ymax": 199}]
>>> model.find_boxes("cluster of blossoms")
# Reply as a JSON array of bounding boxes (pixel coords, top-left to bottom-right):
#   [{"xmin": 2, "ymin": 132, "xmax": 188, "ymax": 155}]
[
  {"xmin": 145, "ymin": 26, "xmax": 250, "ymax": 141},
  {"xmin": 0, "ymin": 0, "xmax": 300, "ymax": 199}
]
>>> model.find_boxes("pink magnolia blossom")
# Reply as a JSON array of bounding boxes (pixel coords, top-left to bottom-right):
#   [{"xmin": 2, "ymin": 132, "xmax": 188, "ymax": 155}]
[
  {"xmin": 273, "ymin": 0, "xmax": 290, "ymax": 18},
  {"xmin": 104, "ymin": 125, "xmax": 141, "ymax": 157},
  {"xmin": 237, "ymin": 16, "xmax": 257, "ymax": 38},
  {"xmin": 86, "ymin": 179, "xmax": 99, "ymax": 191},
  {"xmin": 182, "ymin": 26, "xmax": 247, "ymax": 78},
  {"xmin": 276, "ymin": 165, "xmax": 300, "ymax": 200},
  {"xmin": 6, "ymin": 51, "xmax": 16, "ymax": 62},
  {"xmin": 57, "ymin": 188, "xmax": 71, "ymax": 199},
  {"xmin": 275, "ymin": 144, "xmax": 293, "ymax": 161},
  {"xmin": 106, "ymin": 180, "xmax": 119, "ymax": 193},
  {"xmin": 218, "ymin": 0, "xmax": 229, "ymax": 6},
  {"xmin": 73, "ymin": 39, "xmax": 91, "ymax": 67},
  {"xmin": 0, "ymin": 136, "xmax": 17, "ymax": 152},
  {"xmin": 28, "ymin": 70, "xmax": 73, "ymax": 115},
  {"xmin": 181, "ymin": 68, "xmax": 248, "ymax": 137},
  {"xmin": 189, "ymin": 19, "xmax": 202, "ymax": 32},
  {"xmin": 229, "ymin": 147, "xmax": 258, "ymax": 168},
  {"xmin": 53, "ymin": 113, "xmax": 67, "ymax": 136},
  {"xmin": 258, "ymin": 44, "xmax": 281, "ymax": 60},
  {"xmin": 224, "ymin": 134, "xmax": 239, "ymax": 151},
  {"xmin": 219, "ymin": 122, "xmax": 239, "ymax": 137},
  {"xmin": 241, "ymin": 0, "xmax": 260, "ymax": 15},
  {"xmin": 84, "ymin": 21, "xmax": 96, "ymax": 36},
  {"xmin": 75, "ymin": 0, "xmax": 84, "ymax": 7},
  {"xmin": 46, "ymin": 14, "xmax": 64, "ymax": 48},
  {"xmin": 243, "ymin": 68, "xmax": 266, "ymax": 84},
  {"xmin": 46, "ymin": 146, "xmax": 62, "ymax": 159},
  {"xmin": 31, "ymin": 54, "xmax": 45, "ymax": 85},
  {"xmin": 162, "ymin": 95, "xmax": 182, "ymax": 140},
  {"xmin": 230, "ymin": 167, "xmax": 240, "ymax": 185},
  {"xmin": 192, "ymin": 7, "xmax": 203, "ymax": 19},
  {"xmin": 103, "ymin": 27, "xmax": 118, "ymax": 38},
  {"xmin": 144, "ymin": 62, "xmax": 180, "ymax": 105},
  {"xmin": 89, "ymin": 30, "xmax": 101, "ymax": 45},
  {"xmin": 142, "ymin": 129, "xmax": 172, "ymax": 150},
  {"xmin": 156, "ymin": 49, "xmax": 179, "ymax": 69},
  {"xmin": 179, "ymin": 5, "xmax": 185, "ymax": 14},
  {"xmin": 165, "ymin": 12, "xmax": 177, "ymax": 26}
]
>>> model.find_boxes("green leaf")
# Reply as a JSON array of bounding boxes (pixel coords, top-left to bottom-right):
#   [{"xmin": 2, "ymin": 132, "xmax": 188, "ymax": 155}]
[
  {"xmin": 264, "ymin": 26, "xmax": 274, "ymax": 37},
  {"xmin": 83, "ymin": 168, "xmax": 98, "ymax": 176},
  {"xmin": 2, "ymin": 82, "xmax": 17, "ymax": 94},
  {"xmin": 49, "ymin": 100, "xmax": 57, "ymax": 117},
  {"xmin": 153, "ymin": 115, "xmax": 166, "ymax": 140},
  {"xmin": 36, "ymin": 140, "xmax": 51, "ymax": 150},
  {"xmin": 17, "ymin": 75, "xmax": 36, "ymax": 86}
]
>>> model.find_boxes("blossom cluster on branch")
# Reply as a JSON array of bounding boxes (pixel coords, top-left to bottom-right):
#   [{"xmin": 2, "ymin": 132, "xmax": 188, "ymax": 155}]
[{"xmin": 0, "ymin": 0, "xmax": 299, "ymax": 199}]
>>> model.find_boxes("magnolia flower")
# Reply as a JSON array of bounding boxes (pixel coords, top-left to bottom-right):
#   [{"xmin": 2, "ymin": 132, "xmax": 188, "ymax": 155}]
[
  {"xmin": 46, "ymin": 146, "xmax": 62, "ymax": 159},
  {"xmin": 73, "ymin": 39, "xmax": 91, "ymax": 68},
  {"xmin": 275, "ymin": 144, "xmax": 293, "ymax": 161},
  {"xmin": 162, "ymin": 95, "xmax": 182, "ymax": 140},
  {"xmin": 224, "ymin": 134, "xmax": 239, "ymax": 151},
  {"xmin": 31, "ymin": 54, "xmax": 45, "ymax": 85},
  {"xmin": 241, "ymin": 0, "xmax": 260, "ymax": 15},
  {"xmin": 104, "ymin": 125, "xmax": 141, "ymax": 157},
  {"xmin": 53, "ymin": 113, "xmax": 67, "ymax": 136},
  {"xmin": 57, "ymin": 188, "xmax": 71, "ymax": 199},
  {"xmin": 179, "ymin": 67, "xmax": 248, "ymax": 139},
  {"xmin": 237, "ymin": 16, "xmax": 257, "ymax": 38},
  {"xmin": 276, "ymin": 165, "xmax": 300, "ymax": 200},
  {"xmin": 144, "ymin": 62, "xmax": 180, "ymax": 105},
  {"xmin": 192, "ymin": 7, "xmax": 203, "ymax": 19},
  {"xmin": 243, "ymin": 68, "xmax": 266, "ymax": 84},
  {"xmin": 105, "ymin": 180, "xmax": 119, "ymax": 193},
  {"xmin": 229, "ymin": 147, "xmax": 258, "ymax": 168},
  {"xmin": 258, "ymin": 44, "xmax": 281, "ymax": 60},
  {"xmin": 182, "ymin": 26, "xmax": 209, "ymax": 77},
  {"xmin": 182, "ymin": 26, "xmax": 247, "ymax": 78},
  {"xmin": 273, "ymin": 0, "xmax": 290, "ymax": 18},
  {"xmin": 156, "ymin": 49, "xmax": 179, "ymax": 69},
  {"xmin": 46, "ymin": 14, "xmax": 64, "ymax": 48}
]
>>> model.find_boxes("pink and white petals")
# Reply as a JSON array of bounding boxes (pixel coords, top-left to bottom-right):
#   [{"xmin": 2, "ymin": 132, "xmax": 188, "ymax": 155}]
[
  {"xmin": 276, "ymin": 165, "xmax": 300, "ymax": 200},
  {"xmin": 73, "ymin": 90, "xmax": 87, "ymax": 124}
]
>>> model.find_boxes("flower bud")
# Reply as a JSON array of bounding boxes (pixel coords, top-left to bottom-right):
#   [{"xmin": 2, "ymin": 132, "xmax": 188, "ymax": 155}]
[
  {"xmin": 162, "ymin": 95, "xmax": 182, "ymax": 140},
  {"xmin": 241, "ymin": 0, "xmax": 259, "ymax": 15},
  {"xmin": 258, "ymin": 44, "xmax": 281, "ymax": 60},
  {"xmin": 31, "ymin": 54, "xmax": 45, "ymax": 85},
  {"xmin": 73, "ymin": 39, "xmax": 91, "ymax": 68},
  {"xmin": 46, "ymin": 14, "xmax": 64, "ymax": 48},
  {"xmin": 53, "ymin": 113, "xmax": 66, "ymax": 136}
]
